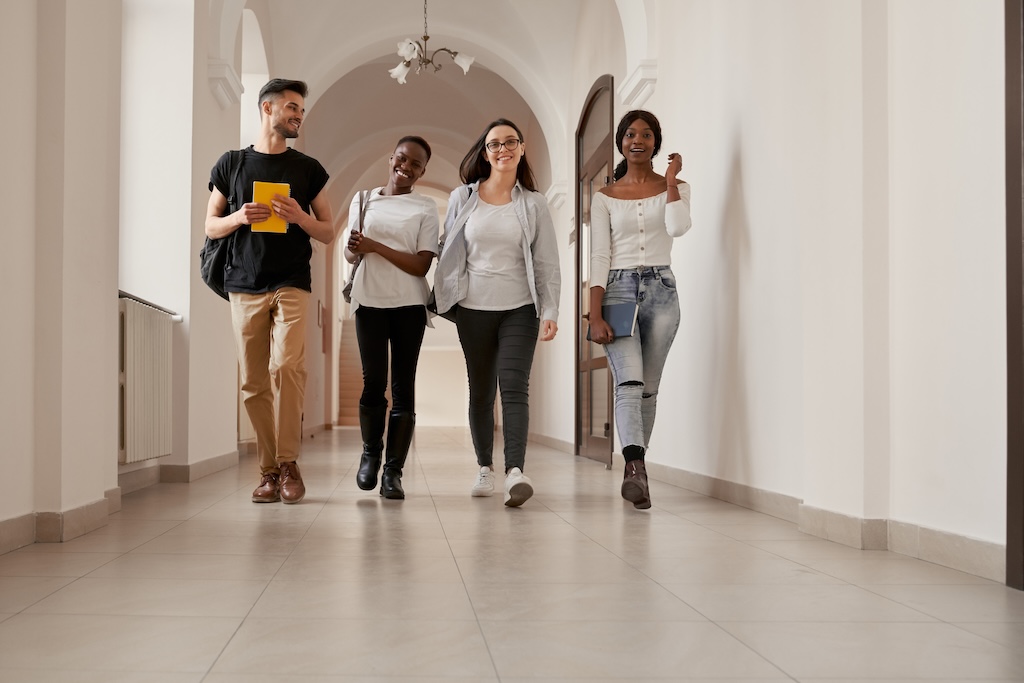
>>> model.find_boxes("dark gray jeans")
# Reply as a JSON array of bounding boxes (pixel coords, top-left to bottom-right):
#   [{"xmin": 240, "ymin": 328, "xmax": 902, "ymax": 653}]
[{"xmin": 455, "ymin": 304, "xmax": 539, "ymax": 472}]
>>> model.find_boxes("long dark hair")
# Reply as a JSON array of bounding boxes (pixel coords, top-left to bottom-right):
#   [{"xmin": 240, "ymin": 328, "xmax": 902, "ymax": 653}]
[
  {"xmin": 613, "ymin": 109, "xmax": 663, "ymax": 181},
  {"xmin": 459, "ymin": 118, "xmax": 537, "ymax": 191}
]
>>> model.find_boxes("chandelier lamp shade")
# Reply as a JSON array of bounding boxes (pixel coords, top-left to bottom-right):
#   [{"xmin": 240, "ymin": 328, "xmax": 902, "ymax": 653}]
[{"xmin": 389, "ymin": 0, "xmax": 474, "ymax": 84}]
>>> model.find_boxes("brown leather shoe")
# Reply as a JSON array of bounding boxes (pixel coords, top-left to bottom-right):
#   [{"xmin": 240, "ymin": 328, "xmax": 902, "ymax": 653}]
[
  {"xmin": 279, "ymin": 461, "xmax": 305, "ymax": 504},
  {"xmin": 621, "ymin": 460, "xmax": 651, "ymax": 509},
  {"xmin": 252, "ymin": 472, "xmax": 280, "ymax": 503}
]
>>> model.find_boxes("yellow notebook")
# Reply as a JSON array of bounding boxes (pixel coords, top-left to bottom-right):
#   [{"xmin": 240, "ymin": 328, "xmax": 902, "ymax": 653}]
[{"xmin": 251, "ymin": 181, "xmax": 291, "ymax": 233}]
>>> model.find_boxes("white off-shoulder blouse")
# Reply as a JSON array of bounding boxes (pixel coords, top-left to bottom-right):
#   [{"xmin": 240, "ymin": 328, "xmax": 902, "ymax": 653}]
[{"xmin": 589, "ymin": 184, "xmax": 692, "ymax": 288}]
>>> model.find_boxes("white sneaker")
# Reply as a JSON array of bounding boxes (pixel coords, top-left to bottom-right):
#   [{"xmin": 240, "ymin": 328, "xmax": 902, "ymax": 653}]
[
  {"xmin": 471, "ymin": 466, "xmax": 495, "ymax": 497},
  {"xmin": 503, "ymin": 467, "xmax": 534, "ymax": 507}
]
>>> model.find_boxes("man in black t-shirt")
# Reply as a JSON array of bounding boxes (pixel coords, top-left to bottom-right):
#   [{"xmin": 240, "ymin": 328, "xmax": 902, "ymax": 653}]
[{"xmin": 205, "ymin": 78, "xmax": 335, "ymax": 504}]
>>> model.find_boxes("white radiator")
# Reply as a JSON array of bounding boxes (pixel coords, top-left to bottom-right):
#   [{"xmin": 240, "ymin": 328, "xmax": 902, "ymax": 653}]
[{"xmin": 118, "ymin": 297, "xmax": 173, "ymax": 464}]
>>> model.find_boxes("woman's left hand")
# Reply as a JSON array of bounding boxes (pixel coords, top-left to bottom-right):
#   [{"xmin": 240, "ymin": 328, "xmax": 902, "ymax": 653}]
[
  {"xmin": 666, "ymin": 152, "xmax": 683, "ymax": 180},
  {"xmin": 540, "ymin": 320, "xmax": 558, "ymax": 341}
]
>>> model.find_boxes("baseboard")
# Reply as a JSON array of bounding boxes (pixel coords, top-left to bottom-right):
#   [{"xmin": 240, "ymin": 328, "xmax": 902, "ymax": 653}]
[
  {"xmin": 888, "ymin": 520, "xmax": 1005, "ymax": 583},
  {"xmin": 528, "ymin": 432, "xmax": 574, "ymax": 454},
  {"xmin": 0, "ymin": 513, "xmax": 35, "ymax": 555},
  {"xmin": 798, "ymin": 504, "xmax": 888, "ymax": 549},
  {"xmin": 645, "ymin": 461, "xmax": 801, "ymax": 523},
  {"xmin": 35, "ymin": 498, "xmax": 109, "ymax": 543},
  {"xmin": 118, "ymin": 463, "xmax": 161, "ymax": 494},
  {"xmin": 105, "ymin": 487, "xmax": 122, "ymax": 514},
  {"xmin": 643, "ymin": 461, "xmax": 1005, "ymax": 583},
  {"xmin": 303, "ymin": 423, "xmax": 331, "ymax": 441},
  {"xmin": 161, "ymin": 449, "xmax": 239, "ymax": 483}
]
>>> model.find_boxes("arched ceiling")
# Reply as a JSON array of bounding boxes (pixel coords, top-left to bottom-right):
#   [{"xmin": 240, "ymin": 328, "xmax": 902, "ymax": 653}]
[
  {"xmin": 226, "ymin": 0, "xmax": 585, "ymax": 224},
  {"xmin": 302, "ymin": 57, "xmax": 549, "ymax": 227}
]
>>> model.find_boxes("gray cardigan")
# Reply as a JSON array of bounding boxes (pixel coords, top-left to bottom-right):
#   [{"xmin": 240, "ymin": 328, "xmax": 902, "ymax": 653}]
[{"xmin": 433, "ymin": 181, "xmax": 561, "ymax": 322}]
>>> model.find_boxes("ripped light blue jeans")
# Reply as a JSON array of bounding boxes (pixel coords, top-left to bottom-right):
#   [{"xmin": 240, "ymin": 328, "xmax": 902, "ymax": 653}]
[{"xmin": 602, "ymin": 266, "xmax": 680, "ymax": 451}]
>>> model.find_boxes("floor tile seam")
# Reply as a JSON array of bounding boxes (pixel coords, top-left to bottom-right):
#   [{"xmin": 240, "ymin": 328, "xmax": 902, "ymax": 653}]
[
  {"xmin": 533, "ymin": 517, "xmax": 733, "ymax": 620},
  {"xmin": 421, "ymin": 458, "xmax": 505, "ymax": 682},
  {"xmin": 16, "ymin": 537, "xmax": 189, "ymax": 614},
  {"xmin": 949, "ymin": 620, "xmax": 1024, "ymax": 649},
  {"xmin": 199, "ymin": 484, "xmax": 329, "ymax": 680},
  {"xmin": 720, "ymin": 540, "xmax": 883, "ymax": 590},
  {"xmin": 0, "ymin": 574, "xmax": 79, "ymax": 617},
  {"xmin": 854, "ymin": 582, "xmax": 1001, "ymax": 625},
  {"xmin": 210, "ymin": 464, "xmax": 348, "ymax": 653}
]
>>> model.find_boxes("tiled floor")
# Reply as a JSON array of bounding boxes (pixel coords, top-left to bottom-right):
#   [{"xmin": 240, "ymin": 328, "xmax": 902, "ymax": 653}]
[{"xmin": 1, "ymin": 427, "xmax": 1023, "ymax": 682}]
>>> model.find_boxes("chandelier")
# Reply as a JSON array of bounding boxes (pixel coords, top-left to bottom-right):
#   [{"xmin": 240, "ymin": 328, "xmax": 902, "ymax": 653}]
[{"xmin": 389, "ymin": 0, "xmax": 474, "ymax": 84}]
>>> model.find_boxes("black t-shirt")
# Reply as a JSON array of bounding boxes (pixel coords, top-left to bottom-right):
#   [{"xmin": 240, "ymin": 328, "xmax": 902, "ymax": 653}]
[{"xmin": 209, "ymin": 146, "xmax": 330, "ymax": 293}]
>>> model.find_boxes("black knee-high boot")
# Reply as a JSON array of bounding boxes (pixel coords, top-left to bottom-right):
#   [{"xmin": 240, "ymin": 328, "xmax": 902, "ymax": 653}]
[
  {"xmin": 380, "ymin": 410, "xmax": 415, "ymax": 499},
  {"xmin": 356, "ymin": 403, "xmax": 387, "ymax": 490}
]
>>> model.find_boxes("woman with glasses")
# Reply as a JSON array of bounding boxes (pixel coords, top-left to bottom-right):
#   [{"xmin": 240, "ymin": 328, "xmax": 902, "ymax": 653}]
[
  {"xmin": 344, "ymin": 135, "xmax": 440, "ymax": 499},
  {"xmin": 588, "ymin": 110, "xmax": 692, "ymax": 510},
  {"xmin": 432, "ymin": 118, "xmax": 561, "ymax": 507}
]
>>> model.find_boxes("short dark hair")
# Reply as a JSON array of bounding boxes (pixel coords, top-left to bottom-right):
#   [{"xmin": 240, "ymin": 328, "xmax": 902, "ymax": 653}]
[
  {"xmin": 257, "ymin": 79, "xmax": 308, "ymax": 111},
  {"xmin": 613, "ymin": 109, "xmax": 663, "ymax": 181},
  {"xmin": 459, "ymin": 118, "xmax": 537, "ymax": 191},
  {"xmin": 396, "ymin": 135, "xmax": 432, "ymax": 161}
]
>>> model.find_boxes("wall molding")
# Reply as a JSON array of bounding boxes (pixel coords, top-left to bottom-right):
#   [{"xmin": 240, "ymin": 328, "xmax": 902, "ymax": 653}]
[
  {"xmin": 118, "ymin": 463, "xmax": 161, "ymax": 495},
  {"xmin": 0, "ymin": 513, "xmax": 35, "ymax": 555},
  {"xmin": 618, "ymin": 60, "xmax": 658, "ymax": 109},
  {"xmin": 105, "ymin": 487, "xmax": 122, "ymax": 514},
  {"xmin": 208, "ymin": 58, "xmax": 243, "ymax": 109},
  {"xmin": 528, "ymin": 432, "xmax": 575, "ymax": 456},
  {"xmin": 35, "ymin": 498, "xmax": 109, "ymax": 543},
  {"xmin": 645, "ymin": 461, "xmax": 801, "ymax": 523},
  {"xmin": 545, "ymin": 181, "xmax": 567, "ymax": 210},
  {"xmin": 630, "ymin": 458, "xmax": 1004, "ymax": 583},
  {"xmin": 889, "ymin": 520, "xmax": 1005, "ymax": 583},
  {"xmin": 161, "ymin": 449, "xmax": 239, "ymax": 483}
]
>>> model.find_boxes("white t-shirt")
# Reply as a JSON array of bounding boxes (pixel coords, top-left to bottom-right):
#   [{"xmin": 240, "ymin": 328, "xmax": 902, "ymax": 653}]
[
  {"xmin": 344, "ymin": 188, "xmax": 440, "ymax": 311},
  {"xmin": 462, "ymin": 199, "xmax": 533, "ymax": 311}
]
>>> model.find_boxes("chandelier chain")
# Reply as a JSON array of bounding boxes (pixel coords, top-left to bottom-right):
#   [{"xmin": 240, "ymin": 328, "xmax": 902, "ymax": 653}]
[{"xmin": 424, "ymin": 0, "xmax": 429, "ymax": 40}]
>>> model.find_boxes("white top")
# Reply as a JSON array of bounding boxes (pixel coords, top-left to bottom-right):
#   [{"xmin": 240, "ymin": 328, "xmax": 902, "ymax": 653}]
[
  {"xmin": 589, "ymin": 184, "xmax": 692, "ymax": 288},
  {"xmin": 343, "ymin": 188, "xmax": 440, "ymax": 312},
  {"xmin": 462, "ymin": 199, "xmax": 533, "ymax": 311}
]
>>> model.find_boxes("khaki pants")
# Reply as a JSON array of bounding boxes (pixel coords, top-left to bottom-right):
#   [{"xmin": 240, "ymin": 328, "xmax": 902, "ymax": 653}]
[{"xmin": 229, "ymin": 287, "xmax": 309, "ymax": 474}]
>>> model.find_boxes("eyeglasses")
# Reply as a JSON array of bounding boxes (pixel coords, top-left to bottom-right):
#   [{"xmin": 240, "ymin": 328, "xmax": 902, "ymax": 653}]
[{"xmin": 485, "ymin": 139, "xmax": 521, "ymax": 153}]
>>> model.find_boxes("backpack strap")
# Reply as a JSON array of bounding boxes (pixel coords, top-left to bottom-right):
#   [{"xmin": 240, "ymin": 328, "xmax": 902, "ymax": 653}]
[{"xmin": 225, "ymin": 148, "xmax": 246, "ymax": 213}]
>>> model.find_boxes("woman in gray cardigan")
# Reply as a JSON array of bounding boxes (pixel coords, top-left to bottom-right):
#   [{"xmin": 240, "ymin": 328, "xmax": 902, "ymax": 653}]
[{"xmin": 433, "ymin": 118, "xmax": 560, "ymax": 507}]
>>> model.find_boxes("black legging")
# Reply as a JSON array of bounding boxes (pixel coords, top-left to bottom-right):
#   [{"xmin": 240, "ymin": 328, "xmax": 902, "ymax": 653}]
[
  {"xmin": 354, "ymin": 305, "xmax": 427, "ymax": 412},
  {"xmin": 455, "ymin": 304, "xmax": 539, "ymax": 471}
]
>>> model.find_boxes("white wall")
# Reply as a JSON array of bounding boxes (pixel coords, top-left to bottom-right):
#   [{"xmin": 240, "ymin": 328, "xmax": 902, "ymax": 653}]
[
  {"xmin": 62, "ymin": 0, "xmax": 123, "ymax": 507},
  {"xmin": 889, "ymin": 0, "xmax": 1006, "ymax": 543},
  {"xmin": 18, "ymin": 0, "xmax": 123, "ymax": 518},
  {"xmin": 187, "ymin": 2, "xmax": 248, "ymax": 467},
  {"xmin": 0, "ymin": 0, "xmax": 38, "ymax": 522},
  {"xmin": 120, "ymin": 0, "xmax": 199, "ymax": 473},
  {"xmin": 640, "ymin": 0, "xmax": 821, "ymax": 500},
  {"xmin": 561, "ymin": 0, "xmax": 1007, "ymax": 548}
]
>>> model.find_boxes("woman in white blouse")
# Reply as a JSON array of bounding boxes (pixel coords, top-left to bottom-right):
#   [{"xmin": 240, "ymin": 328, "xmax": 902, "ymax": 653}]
[
  {"xmin": 588, "ymin": 110, "xmax": 692, "ymax": 509},
  {"xmin": 344, "ymin": 136, "xmax": 440, "ymax": 499},
  {"xmin": 433, "ymin": 118, "xmax": 561, "ymax": 507}
]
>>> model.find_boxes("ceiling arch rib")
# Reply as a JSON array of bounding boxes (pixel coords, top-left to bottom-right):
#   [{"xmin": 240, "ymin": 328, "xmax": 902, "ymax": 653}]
[
  {"xmin": 304, "ymin": 40, "xmax": 565, "ymax": 188},
  {"xmin": 302, "ymin": 58, "xmax": 548, "ymax": 224}
]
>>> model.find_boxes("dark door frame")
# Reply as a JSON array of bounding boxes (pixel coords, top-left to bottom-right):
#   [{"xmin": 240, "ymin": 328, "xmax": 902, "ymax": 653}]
[
  {"xmin": 1005, "ymin": 0, "xmax": 1023, "ymax": 590},
  {"xmin": 574, "ymin": 74, "xmax": 615, "ymax": 464}
]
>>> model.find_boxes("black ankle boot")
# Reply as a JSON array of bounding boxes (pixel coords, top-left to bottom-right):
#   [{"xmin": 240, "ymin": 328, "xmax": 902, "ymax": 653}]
[
  {"xmin": 380, "ymin": 410, "xmax": 415, "ymax": 500},
  {"xmin": 621, "ymin": 459, "xmax": 651, "ymax": 510},
  {"xmin": 356, "ymin": 403, "xmax": 387, "ymax": 490}
]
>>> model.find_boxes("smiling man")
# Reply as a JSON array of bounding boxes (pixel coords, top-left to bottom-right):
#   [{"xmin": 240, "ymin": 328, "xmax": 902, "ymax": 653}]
[{"xmin": 205, "ymin": 78, "xmax": 335, "ymax": 505}]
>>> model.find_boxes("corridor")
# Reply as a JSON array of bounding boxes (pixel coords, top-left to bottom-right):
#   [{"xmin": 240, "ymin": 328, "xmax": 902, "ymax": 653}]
[{"xmin": 1, "ymin": 427, "xmax": 1022, "ymax": 681}]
